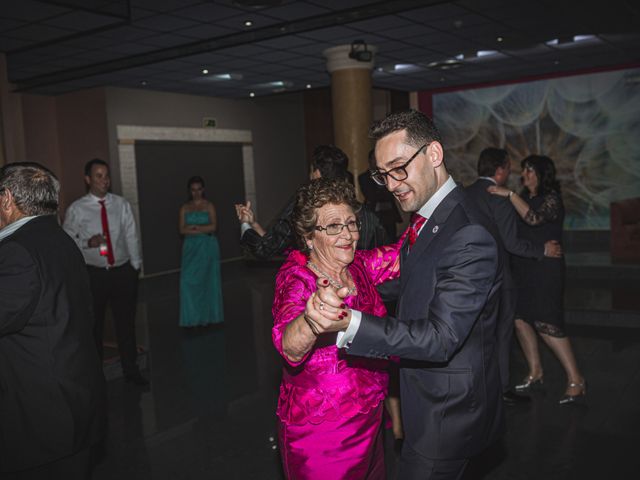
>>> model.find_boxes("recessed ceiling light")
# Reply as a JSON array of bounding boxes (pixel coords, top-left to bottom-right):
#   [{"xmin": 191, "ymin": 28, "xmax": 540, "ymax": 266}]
[
  {"xmin": 393, "ymin": 63, "xmax": 417, "ymax": 71},
  {"xmin": 573, "ymin": 34, "xmax": 595, "ymax": 42},
  {"xmin": 496, "ymin": 36, "xmax": 504, "ymax": 42},
  {"xmin": 306, "ymin": 84, "xmax": 311, "ymax": 89},
  {"xmin": 202, "ymin": 69, "xmax": 209, "ymax": 74},
  {"xmin": 440, "ymin": 77, "xmax": 445, "ymax": 82},
  {"xmin": 141, "ymin": 81, "xmax": 147, "ymax": 86},
  {"xmin": 554, "ymin": 60, "xmax": 560, "ymax": 65},
  {"xmin": 249, "ymin": 92, "xmax": 255, "ymax": 97},
  {"xmin": 244, "ymin": 20, "xmax": 253, "ymax": 27},
  {"xmin": 427, "ymin": 59, "xmax": 462, "ymax": 70}
]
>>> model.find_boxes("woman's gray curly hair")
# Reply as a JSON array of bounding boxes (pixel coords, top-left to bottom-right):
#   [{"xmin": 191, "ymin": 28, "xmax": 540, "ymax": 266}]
[{"xmin": 291, "ymin": 177, "xmax": 361, "ymax": 253}]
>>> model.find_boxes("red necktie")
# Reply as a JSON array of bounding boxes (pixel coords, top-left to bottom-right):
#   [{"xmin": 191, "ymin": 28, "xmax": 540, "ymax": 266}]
[
  {"xmin": 99, "ymin": 200, "xmax": 115, "ymax": 266},
  {"xmin": 408, "ymin": 213, "xmax": 427, "ymax": 249}
]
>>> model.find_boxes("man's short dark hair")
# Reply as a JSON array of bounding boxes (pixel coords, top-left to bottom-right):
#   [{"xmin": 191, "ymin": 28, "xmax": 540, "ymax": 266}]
[
  {"xmin": 311, "ymin": 145, "xmax": 350, "ymax": 180},
  {"xmin": 0, "ymin": 162, "xmax": 60, "ymax": 215},
  {"xmin": 477, "ymin": 148, "xmax": 509, "ymax": 177},
  {"xmin": 84, "ymin": 158, "xmax": 109, "ymax": 177},
  {"xmin": 369, "ymin": 109, "xmax": 442, "ymax": 147}
]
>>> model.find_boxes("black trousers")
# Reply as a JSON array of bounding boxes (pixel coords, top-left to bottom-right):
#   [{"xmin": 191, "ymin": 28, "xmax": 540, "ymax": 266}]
[
  {"xmin": 87, "ymin": 263, "xmax": 139, "ymax": 376},
  {"xmin": 4, "ymin": 447, "xmax": 91, "ymax": 480},
  {"xmin": 497, "ymin": 285, "xmax": 518, "ymax": 392},
  {"xmin": 398, "ymin": 443, "xmax": 468, "ymax": 480}
]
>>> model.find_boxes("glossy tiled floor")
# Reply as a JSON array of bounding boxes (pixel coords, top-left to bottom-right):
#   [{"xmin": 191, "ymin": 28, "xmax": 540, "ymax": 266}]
[{"xmin": 92, "ymin": 259, "xmax": 640, "ymax": 480}]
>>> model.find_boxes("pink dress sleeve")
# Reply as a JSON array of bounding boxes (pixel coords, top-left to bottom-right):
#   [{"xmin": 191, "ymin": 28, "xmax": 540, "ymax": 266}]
[
  {"xmin": 272, "ymin": 251, "xmax": 315, "ymax": 367},
  {"xmin": 355, "ymin": 233, "xmax": 406, "ymax": 286}
]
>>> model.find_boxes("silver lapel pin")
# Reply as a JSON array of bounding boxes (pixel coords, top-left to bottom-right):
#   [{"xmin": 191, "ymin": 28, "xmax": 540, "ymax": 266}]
[{"xmin": 432, "ymin": 225, "xmax": 439, "ymax": 234}]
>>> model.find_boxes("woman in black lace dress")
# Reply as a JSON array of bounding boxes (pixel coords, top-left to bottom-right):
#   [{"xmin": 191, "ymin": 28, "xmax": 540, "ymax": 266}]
[{"xmin": 489, "ymin": 155, "xmax": 586, "ymax": 404}]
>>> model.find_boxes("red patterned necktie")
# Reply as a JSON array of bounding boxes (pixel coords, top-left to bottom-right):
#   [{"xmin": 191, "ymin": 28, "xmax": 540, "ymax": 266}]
[
  {"xmin": 99, "ymin": 199, "xmax": 115, "ymax": 266},
  {"xmin": 408, "ymin": 213, "xmax": 427, "ymax": 249}
]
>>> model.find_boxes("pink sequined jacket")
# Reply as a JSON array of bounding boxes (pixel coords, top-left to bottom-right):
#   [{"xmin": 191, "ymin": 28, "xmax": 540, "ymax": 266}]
[{"xmin": 272, "ymin": 244, "xmax": 402, "ymax": 426}]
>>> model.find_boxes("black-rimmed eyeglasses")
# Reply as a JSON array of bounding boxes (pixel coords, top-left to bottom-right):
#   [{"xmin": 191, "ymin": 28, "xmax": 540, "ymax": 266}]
[
  {"xmin": 370, "ymin": 144, "xmax": 428, "ymax": 186},
  {"xmin": 314, "ymin": 219, "xmax": 361, "ymax": 236}
]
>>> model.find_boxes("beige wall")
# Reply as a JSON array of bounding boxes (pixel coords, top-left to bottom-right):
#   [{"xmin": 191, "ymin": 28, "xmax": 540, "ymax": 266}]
[
  {"xmin": 21, "ymin": 94, "xmax": 62, "ymax": 197},
  {"xmin": 104, "ymin": 87, "xmax": 307, "ymax": 223},
  {"xmin": 0, "ymin": 53, "xmax": 26, "ymax": 166},
  {"xmin": 11, "ymin": 82, "xmax": 403, "ymax": 225},
  {"xmin": 20, "ymin": 88, "xmax": 110, "ymax": 212},
  {"xmin": 56, "ymin": 88, "xmax": 110, "ymax": 211}
]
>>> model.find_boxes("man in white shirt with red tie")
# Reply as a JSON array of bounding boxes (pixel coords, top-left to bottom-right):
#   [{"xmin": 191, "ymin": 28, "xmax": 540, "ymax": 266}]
[{"xmin": 64, "ymin": 158, "xmax": 147, "ymax": 386}]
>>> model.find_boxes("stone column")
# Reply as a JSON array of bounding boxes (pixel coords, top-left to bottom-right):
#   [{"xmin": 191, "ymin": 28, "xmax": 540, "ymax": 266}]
[{"xmin": 323, "ymin": 44, "xmax": 377, "ymax": 199}]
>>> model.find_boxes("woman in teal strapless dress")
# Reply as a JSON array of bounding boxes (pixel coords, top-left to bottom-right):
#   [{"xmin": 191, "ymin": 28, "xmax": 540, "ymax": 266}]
[{"xmin": 179, "ymin": 176, "xmax": 224, "ymax": 327}]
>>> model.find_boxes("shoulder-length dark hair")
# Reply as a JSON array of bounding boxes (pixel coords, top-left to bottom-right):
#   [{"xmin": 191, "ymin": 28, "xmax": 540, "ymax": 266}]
[
  {"xmin": 291, "ymin": 177, "xmax": 361, "ymax": 253},
  {"xmin": 520, "ymin": 155, "xmax": 561, "ymax": 196}
]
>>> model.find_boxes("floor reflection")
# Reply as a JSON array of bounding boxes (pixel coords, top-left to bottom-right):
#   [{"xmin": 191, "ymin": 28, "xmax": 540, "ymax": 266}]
[{"xmin": 93, "ymin": 260, "xmax": 640, "ymax": 480}]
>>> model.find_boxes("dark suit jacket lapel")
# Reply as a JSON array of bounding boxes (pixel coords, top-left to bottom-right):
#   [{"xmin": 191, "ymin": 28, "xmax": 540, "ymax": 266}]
[{"xmin": 400, "ymin": 186, "xmax": 463, "ymax": 290}]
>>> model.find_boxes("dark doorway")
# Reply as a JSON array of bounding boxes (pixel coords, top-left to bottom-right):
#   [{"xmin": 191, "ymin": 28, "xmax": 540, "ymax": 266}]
[{"xmin": 135, "ymin": 140, "xmax": 246, "ymax": 275}]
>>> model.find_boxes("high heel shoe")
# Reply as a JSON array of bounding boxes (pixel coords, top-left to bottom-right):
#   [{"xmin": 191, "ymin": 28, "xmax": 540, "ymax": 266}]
[
  {"xmin": 559, "ymin": 381, "xmax": 587, "ymax": 405},
  {"xmin": 515, "ymin": 375, "xmax": 544, "ymax": 392}
]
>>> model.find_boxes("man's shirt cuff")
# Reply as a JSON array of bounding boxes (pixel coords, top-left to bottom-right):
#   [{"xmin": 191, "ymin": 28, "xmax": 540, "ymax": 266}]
[
  {"xmin": 240, "ymin": 222, "xmax": 252, "ymax": 236},
  {"xmin": 336, "ymin": 309, "xmax": 361, "ymax": 348}
]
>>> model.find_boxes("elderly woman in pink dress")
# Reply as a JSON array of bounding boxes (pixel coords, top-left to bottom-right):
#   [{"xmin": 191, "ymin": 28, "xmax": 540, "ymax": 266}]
[{"xmin": 272, "ymin": 177, "xmax": 402, "ymax": 479}]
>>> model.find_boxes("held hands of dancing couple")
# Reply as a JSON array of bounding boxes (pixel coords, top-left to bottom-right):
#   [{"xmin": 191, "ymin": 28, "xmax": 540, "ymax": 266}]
[{"xmin": 304, "ymin": 278, "xmax": 352, "ymax": 335}]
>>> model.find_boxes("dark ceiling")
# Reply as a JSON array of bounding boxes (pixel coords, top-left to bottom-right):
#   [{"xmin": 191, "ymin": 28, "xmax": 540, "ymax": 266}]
[{"xmin": 1, "ymin": 0, "xmax": 639, "ymax": 98}]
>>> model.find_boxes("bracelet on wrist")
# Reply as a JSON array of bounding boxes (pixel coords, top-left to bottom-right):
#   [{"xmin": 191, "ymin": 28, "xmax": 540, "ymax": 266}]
[{"xmin": 304, "ymin": 313, "xmax": 320, "ymax": 336}]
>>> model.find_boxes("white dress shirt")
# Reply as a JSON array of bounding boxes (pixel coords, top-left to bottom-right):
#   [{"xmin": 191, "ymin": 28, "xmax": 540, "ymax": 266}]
[
  {"xmin": 63, "ymin": 192, "xmax": 142, "ymax": 269},
  {"xmin": 337, "ymin": 175, "xmax": 457, "ymax": 348}
]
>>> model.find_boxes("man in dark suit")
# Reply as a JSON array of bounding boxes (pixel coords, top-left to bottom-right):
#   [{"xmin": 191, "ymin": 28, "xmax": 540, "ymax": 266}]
[
  {"xmin": 0, "ymin": 163, "xmax": 106, "ymax": 479},
  {"xmin": 307, "ymin": 110, "xmax": 504, "ymax": 479},
  {"xmin": 465, "ymin": 148, "xmax": 562, "ymax": 405}
]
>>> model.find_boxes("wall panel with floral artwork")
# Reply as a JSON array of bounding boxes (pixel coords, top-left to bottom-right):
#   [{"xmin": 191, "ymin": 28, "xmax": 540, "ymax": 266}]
[{"xmin": 429, "ymin": 67, "xmax": 640, "ymax": 230}]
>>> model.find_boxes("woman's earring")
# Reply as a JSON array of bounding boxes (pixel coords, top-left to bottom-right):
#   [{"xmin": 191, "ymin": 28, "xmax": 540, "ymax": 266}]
[{"xmin": 307, "ymin": 243, "xmax": 313, "ymax": 251}]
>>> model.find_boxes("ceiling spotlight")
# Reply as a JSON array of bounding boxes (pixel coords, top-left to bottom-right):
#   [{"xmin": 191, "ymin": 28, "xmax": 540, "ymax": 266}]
[
  {"xmin": 249, "ymin": 92, "xmax": 255, "ymax": 97},
  {"xmin": 244, "ymin": 20, "xmax": 253, "ymax": 27},
  {"xmin": 476, "ymin": 50, "xmax": 498, "ymax": 57},
  {"xmin": 306, "ymin": 84, "xmax": 311, "ymax": 89},
  {"xmin": 202, "ymin": 69, "xmax": 209, "ymax": 74},
  {"xmin": 140, "ymin": 81, "xmax": 147, "ymax": 86},
  {"xmin": 427, "ymin": 59, "xmax": 462, "ymax": 70},
  {"xmin": 573, "ymin": 34, "xmax": 595, "ymax": 42},
  {"xmin": 554, "ymin": 60, "xmax": 560, "ymax": 65},
  {"xmin": 349, "ymin": 40, "xmax": 373, "ymax": 62},
  {"xmin": 496, "ymin": 36, "xmax": 504, "ymax": 42}
]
